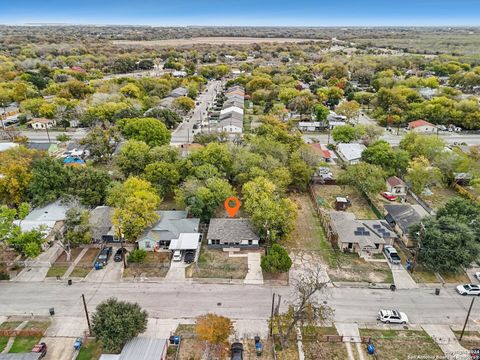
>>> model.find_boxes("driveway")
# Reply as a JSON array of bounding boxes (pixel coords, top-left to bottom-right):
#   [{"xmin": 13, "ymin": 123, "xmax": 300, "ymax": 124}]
[
  {"xmin": 41, "ymin": 337, "xmax": 76, "ymax": 360},
  {"xmin": 388, "ymin": 262, "xmax": 418, "ymax": 289},
  {"xmin": 15, "ymin": 243, "xmax": 62, "ymax": 282},
  {"xmin": 165, "ymin": 260, "xmax": 186, "ymax": 281},
  {"xmin": 45, "ymin": 317, "xmax": 88, "ymax": 338},
  {"xmin": 423, "ymin": 324, "xmax": 470, "ymax": 360},
  {"xmin": 84, "ymin": 260, "xmax": 123, "ymax": 283},
  {"xmin": 243, "ymin": 252, "xmax": 263, "ymax": 285}
]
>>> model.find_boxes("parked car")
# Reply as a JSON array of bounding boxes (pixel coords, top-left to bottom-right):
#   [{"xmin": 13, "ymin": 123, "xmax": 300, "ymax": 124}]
[
  {"xmin": 471, "ymin": 348, "xmax": 480, "ymax": 360},
  {"xmin": 381, "ymin": 192, "xmax": 397, "ymax": 201},
  {"xmin": 172, "ymin": 250, "xmax": 182, "ymax": 262},
  {"xmin": 377, "ymin": 309, "xmax": 408, "ymax": 324},
  {"xmin": 31, "ymin": 342, "xmax": 47, "ymax": 358},
  {"xmin": 114, "ymin": 248, "xmax": 128, "ymax": 262},
  {"xmin": 184, "ymin": 250, "xmax": 196, "ymax": 264},
  {"xmin": 456, "ymin": 284, "xmax": 480, "ymax": 296},
  {"xmin": 231, "ymin": 342, "xmax": 244, "ymax": 360},
  {"xmin": 475, "ymin": 272, "xmax": 480, "ymax": 282},
  {"xmin": 97, "ymin": 246, "xmax": 113, "ymax": 266},
  {"xmin": 384, "ymin": 245, "xmax": 401, "ymax": 265}
]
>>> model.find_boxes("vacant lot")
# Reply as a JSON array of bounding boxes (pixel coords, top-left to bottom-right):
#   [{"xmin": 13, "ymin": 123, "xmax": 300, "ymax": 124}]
[
  {"xmin": 123, "ymin": 252, "xmax": 170, "ymax": 278},
  {"xmin": 328, "ymin": 252, "xmax": 393, "ymax": 283},
  {"xmin": 453, "ymin": 330, "xmax": 480, "ymax": 349},
  {"xmin": 302, "ymin": 327, "xmax": 348, "ymax": 360},
  {"xmin": 112, "ymin": 37, "xmax": 325, "ymax": 47},
  {"xmin": 313, "ymin": 184, "xmax": 377, "ymax": 219},
  {"xmin": 70, "ymin": 248, "xmax": 99, "ymax": 278},
  {"xmin": 187, "ymin": 246, "xmax": 248, "ymax": 279},
  {"xmin": 359, "ymin": 329, "xmax": 444, "ymax": 360}
]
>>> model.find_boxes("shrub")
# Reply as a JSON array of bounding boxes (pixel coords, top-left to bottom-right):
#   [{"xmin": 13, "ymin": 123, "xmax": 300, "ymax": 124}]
[
  {"xmin": 128, "ymin": 249, "xmax": 147, "ymax": 263},
  {"xmin": 261, "ymin": 244, "xmax": 292, "ymax": 273}
]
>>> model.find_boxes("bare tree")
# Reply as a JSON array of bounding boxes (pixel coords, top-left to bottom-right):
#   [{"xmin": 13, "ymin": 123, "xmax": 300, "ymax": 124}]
[{"xmin": 274, "ymin": 266, "xmax": 333, "ymax": 349}]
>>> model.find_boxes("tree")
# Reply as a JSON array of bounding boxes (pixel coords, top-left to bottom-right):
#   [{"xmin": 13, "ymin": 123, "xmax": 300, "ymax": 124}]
[
  {"xmin": 291, "ymin": 91, "xmax": 315, "ymax": 118},
  {"xmin": 405, "ymin": 156, "xmax": 443, "ymax": 194},
  {"xmin": 172, "ymin": 96, "xmax": 195, "ymax": 114},
  {"xmin": 60, "ymin": 207, "xmax": 92, "ymax": 261},
  {"xmin": 335, "ymin": 100, "xmax": 361, "ymax": 122},
  {"xmin": 289, "ymin": 152, "xmax": 314, "ymax": 191},
  {"xmin": 144, "ymin": 108, "xmax": 182, "ymax": 129},
  {"xmin": 274, "ymin": 266, "xmax": 332, "ymax": 349},
  {"xmin": 80, "ymin": 125, "xmax": 121, "ymax": 163},
  {"xmin": 115, "ymin": 140, "xmax": 151, "ymax": 177},
  {"xmin": 108, "ymin": 177, "xmax": 160, "ymax": 241},
  {"xmin": 399, "ymin": 132, "xmax": 445, "ymax": 161},
  {"xmin": 261, "ymin": 244, "xmax": 292, "ymax": 273},
  {"xmin": 338, "ymin": 163, "xmax": 386, "ymax": 194},
  {"xmin": 69, "ymin": 166, "xmax": 111, "ymax": 207},
  {"xmin": 0, "ymin": 205, "xmax": 17, "ymax": 241},
  {"xmin": 121, "ymin": 117, "xmax": 171, "ymax": 147},
  {"xmin": 28, "ymin": 158, "xmax": 71, "ymax": 206},
  {"xmin": 120, "ymin": 83, "xmax": 142, "ymax": 99},
  {"xmin": 195, "ymin": 314, "xmax": 233, "ymax": 358},
  {"xmin": 331, "ymin": 125, "xmax": 358, "ymax": 143},
  {"xmin": 313, "ymin": 104, "xmax": 329, "ymax": 122},
  {"xmin": 144, "ymin": 162, "xmax": 180, "ymax": 196},
  {"xmin": 361, "ymin": 140, "xmax": 410, "ymax": 175},
  {"xmin": 91, "ymin": 298, "xmax": 148, "ymax": 353},
  {"xmin": 436, "ymin": 198, "xmax": 480, "ymax": 227},
  {"xmin": 7, "ymin": 227, "xmax": 46, "ymax": 258}
]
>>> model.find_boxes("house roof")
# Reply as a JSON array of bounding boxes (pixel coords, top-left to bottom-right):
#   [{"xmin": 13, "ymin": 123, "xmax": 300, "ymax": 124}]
[
  {"xmin": 207, "ymin": 218, "xmax": 259, "ymax": 243},
  {"xmin": 0, "ymin": 354, "xmax": 42, "ymax": 360},
  {"xmin": 299, "ymin": 122, "xmax": 321, "ymax": 127},
  {"xmin": 90, "ymin": 206, "xmax": 114, "ymax": 240},
  {"xmin": 158, "ymin": 97, "xmax": 175, "ymax": 108},
  {"xmin": 220, "ymin": 106, "xmax": 243, "ymax": 115},
  {"xmin": 309, "ymin": 143, "xmax": 332, "ymax": 159},
  {"xmin": 408, "ymin": 120, "xmax": 435, "ymax": 129},
  {"xmin": 169, "ymin": 87, "xmax": 188, "ymax": 98},
  {"xmin": 329, "ymin": 211, "xmax": 385, "ymax": 249},
  {"xmin": 25, "ymin": 201, "xmax": 71, "ymax": 222},
  {"xmin": 384, "ymin": 204, "xmax": 427, "ymax": 233},
  {"xmin": 114, "ymin": 337, "xmax": 166, "ymax": 360},
  {"xmin": 0, "ymin": 142, "xmax": 19, "ymax": 152},
  {"xmin": 139, "ymin": 211, "xmax": 200, "ymax": 242},
  {"xmin": 223, "ymin": 99, "xmax": 244, "ymax": 109},
  {"xmin": 169, "ymin": 233, "xmax": 201, "ymax": 250},
  {"xmin": 386, "ymin": 176, "xmax": 405, "ymax": 187},
  {"xmin": 361, "ymin": 219, "xmax": 398, "ymax": 239},
  {"xmin": 219, "ymin": 111, "xmax": 243, "ymax": 121},
  {"xmin": 336, "ymin": 143, "xmax": 366, "ymax": 162},
  {"xmin": 219, "ymin": 118, "xmax": 243, "ymax": 129},
  {"xmin": 29, "ymin": 118, "xmax": 54, "ymax": 124}
]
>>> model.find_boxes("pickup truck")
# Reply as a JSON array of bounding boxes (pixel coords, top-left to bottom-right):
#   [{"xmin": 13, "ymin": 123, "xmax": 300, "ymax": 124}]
[{"xmin": 31, "ymin": 342, "xmax": 47, "ymax": 358}]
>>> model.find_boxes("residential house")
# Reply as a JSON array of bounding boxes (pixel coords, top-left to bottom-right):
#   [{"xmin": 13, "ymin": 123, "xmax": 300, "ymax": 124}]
[
  {"xmin": 89, "ymin": 206, "xmax": 115, "ymax": 243},
  {"xmin": 384, "ymin": 204, "xmax": 429, "ymax": 247},
  {"xmin": 99, "ymin": 337, "xmax": 167, "ymax": 360},
  {"xmin": 169, "ymin": 233, "xmax": 201, "ymax": 252},
  {"xmin": 329, "ymin": 211, "xmax": 388, "ymax": 256},
  {"xmin": 386, "ymin": 176, "xmax": 407, "ymax": 196},
  {"xmin": 219, "ymin": 111, "xmax": 243, "ymax": 122},
  {"xmin": 0, "ymin": 142, "xmax": 18, "ymax": 152},
  {"xmin": 220, "ymin": 106, "xmax": 244, "ymax": 116},
  {"xmin": 218, "ymin": 117, "xmax": 243, "ymax": 134},
  {"xmin": 408, "ymin": 120, "xmax": 437, "ymax": 133},
  {"xmin": 298, "ymin": 122, "xmax": 321, "ymax": 132},
  {"xmin": 137, "ymin": 211, "xmax": 200, "ymax": 251},
  {"xmin": 26, "ymin": 142, "xmax": 58, "ymax": 155},
  {"xmin": 172, "ymin": 70, "xmax": 187, "ymax": 77},
  {"xmin": 308, "ymin": 143, "xmax": 334, "ymax": 163},
  {"xmin": 223, "ymin": 98, "xmax": 244, "ymax": 109},
  {"xmin": 169, "ymin": 87, "xmax": 188, "ymax": 98},
  {"xmin": 336, "ymin": 143, "xmax": 366, "ymax": 164},
  {"xmin": 29, "ymin": 118, "xmax": 56, "ymax": 130},
  {"xmin": 207, "ymin": 218, "xmax": 260, "ymax": 248},
  {"xmin": 157, "ymin": 97, "xmax": 175, "ymax": 109}
]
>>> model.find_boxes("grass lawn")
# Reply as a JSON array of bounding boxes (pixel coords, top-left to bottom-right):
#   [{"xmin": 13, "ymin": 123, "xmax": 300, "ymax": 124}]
[
  {"xmin": 0, "ymin": 337, "xmax": 8, "ymax": 352},
  {"xmin": 174, "ymin": 324, "xmax": 204, "ymax": 360},
  {"xmin": 9, "ymin": 336, "xmax": 41, "ymax": 353},
  {"xmin": 46, "ymin": 264, "xmax": 69, "ymax": 278},
  {"xmin": 453, "ymin": 330, "xmax": 480, "ymax": 349},
  {"xmin": 440, "ymin": 271, "xmax": 470, "ymax": 283},
  {"xmin": 188, "ymin": 246, "xmax": 248, "ymax": 279},
  {"xmin": 70, "ymin": 266, "xmax": 92, "ymax": 278},
  {"xmin": 302, "ymin": 327, "xmax": 348, "ymax": 360},
  {"xmin": 359, "ymin": 329, "xmax": 444, "ymax": 360},
  {"xmin": 77, "ymin": 339, "xmax": 103, "ymax": 360},
  {"xmin": 422, "ymin": 186, "xmax": 462, "ymax": 210},
  {"xmin": 123, "ymin": 252, "xmax": 170, "ymax": 278},
  {"xmin": 70, "ymin": 248, "xmax": 100, "ymax": 277},
  {"xmin": 395, "ymin": 246, "xmax": 439, "ymax": 283},
  {"xmin": 313, "ymin": 184, "xmax": 378, "ymax": 219},
  {"xmin": 0, "ymin": 321, "xmax": 22, "ymax": 330},
  {"xmin": 23, "ymin": 320, "xmax": 51, "ymax": 333}
]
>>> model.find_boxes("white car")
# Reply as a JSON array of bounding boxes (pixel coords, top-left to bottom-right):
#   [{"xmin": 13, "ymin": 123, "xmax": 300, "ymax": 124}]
[
  {"xmin": 456, "ymin": 284, "xmax": 480, "ymax": 296},
  {"xmin": 172, "ymin": 250, "xmax": 182, "ymax": 262},
  {"xmin": 475, "ymin": 272, "xmax": 480, "ymax": 282},
  {"xmin": 377, "ymin": 309, "xmax": 409, "ymax": 324}
]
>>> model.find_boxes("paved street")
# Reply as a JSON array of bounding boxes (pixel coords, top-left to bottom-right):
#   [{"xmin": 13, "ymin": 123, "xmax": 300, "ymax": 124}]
[
  {"xmin": 170, "ymin": 80, "xmax": 222, "ymax": 144},
  {"xmin": 0, "ymin": 282, "xmax": 478, "ymax": 329},
  {"xmin": 18, "ymin": 129, "xmax": 88, "ymax": 142}
]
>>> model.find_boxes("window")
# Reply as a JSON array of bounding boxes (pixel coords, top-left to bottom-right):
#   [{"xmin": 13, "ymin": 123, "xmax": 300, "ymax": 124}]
[
  {"xmin": 347, "ymin": 243, "xmax": 353, "ymax": 249},
  {"xmin": 248, "ymin": 240, "xmax": 253, "ymax": 245},
  {"xmin": 375, "ymin": 243, "xmax": 380, "ymax": 249}
]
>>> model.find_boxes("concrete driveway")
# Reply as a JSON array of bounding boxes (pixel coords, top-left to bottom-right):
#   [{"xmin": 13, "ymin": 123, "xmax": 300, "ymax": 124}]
[
  {"xmin": 15, "ymin": 243, "xmax": 62, "ymax": 282},
  {"xmin": 423, "ymin": 324, "xmax": 470, "ymax": 360},
  {"xmin": 243, "ymin": 252, "xmax": 263, "ymax": 285},
  {"xmin": 45, "ymin": 317, "xmax": 88, "ymax": 338},
  {"xmin": 84, "ymin": 259, "xmax": 123, "ymax": 283},
  {"xmin": 388, "ymin": 262, "xmax": 418, "ymax": 289},
  {"xmin": 41, "ymin": 337, "xmax": 76, "ymax": 360},
  {"xmin": 165, "ymin": 260, "xmax": 186, "ymax": 281}
]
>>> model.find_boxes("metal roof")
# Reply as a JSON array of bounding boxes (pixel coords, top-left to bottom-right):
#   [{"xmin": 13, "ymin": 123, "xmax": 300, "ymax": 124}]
[
  {"xmin": 0, "ymin": 354, "xmax": 41, "ymax": 360},
  {"xmin": 119, "ymin": 337, "xmax": 167, "ymax": 360}
]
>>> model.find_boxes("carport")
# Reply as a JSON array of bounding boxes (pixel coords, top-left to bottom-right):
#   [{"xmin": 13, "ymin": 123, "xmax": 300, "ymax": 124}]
[{"xmin": 168, "ymin": 233, "xmax": 201, "ymax": 253}]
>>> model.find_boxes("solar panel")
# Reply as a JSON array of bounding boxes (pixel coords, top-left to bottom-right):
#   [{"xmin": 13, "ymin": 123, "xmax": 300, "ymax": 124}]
[
  {"xmin": 373, "ymin": 224, "xmax": 381, "ymax": 229},
  {"xmin": 357, "ymin": 227, "xmax": 365, "ymax": 231},
  {"xmin": 363, "ymin": 231, "xmax": 370, "ymax": 236},
  {"xmin": 354, "ymin": 231, "xmax": 363, "ymax": 236}
]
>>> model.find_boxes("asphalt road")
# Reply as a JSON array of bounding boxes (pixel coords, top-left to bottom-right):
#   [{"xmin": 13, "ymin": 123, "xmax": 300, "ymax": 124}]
[
  {"xmin": 0, "ymin": 281, "xmax": 477, "ymax": 328},
  {"xmin": 18, "ymin": 129, "xmax": 88, "ymax": 142},
  {"xmin": 170, "ymin": 80, "xmax": 222, "ymax": 145}
]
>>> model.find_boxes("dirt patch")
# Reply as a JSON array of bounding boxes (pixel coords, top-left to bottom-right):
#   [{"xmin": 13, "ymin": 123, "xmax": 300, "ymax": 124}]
[
  {"xmin": 303, "ymin": 327, "xmax": 348, "ymax": 360},
  {"xmin": 76, "ymin": 248, "xmax": 99, "ymax": 266},
  {"xmin": 112, "ymin": 37, "xmax": 325, "ymax": 47},
  {"xmin": 453, "ymin": 330, "xmax": 480, "ymax": 349},
  {"xmin": 328, "ymin": 252, "xmax": 393, "ymax": 283},
  {"xmin": 123, "ymin": 252, "xmax": 170, "ymax": 278},
  {"xmin": 188, "ymin": 247, "xmax": 248, "ymax": 279},
  {"xmin": 421, "ymin": 186, "xmax": 462, "ymax": 210},
  {"xmin": 359, "ymin": 329, "xmax": 444, "ymax": 360},
  {"xmin": 313, "ymin": 184, "xmax": 377, "ymax": 219},
  {"xmin": 54, "ymin": 248, "xmax": 83, "ymax": 263},
  {"xmin": 0, "ymin": 248, "xmax": 21, "ymax": 262}
]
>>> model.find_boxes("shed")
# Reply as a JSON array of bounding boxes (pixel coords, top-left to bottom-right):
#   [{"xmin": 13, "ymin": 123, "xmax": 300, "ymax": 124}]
[{"xmin": 335, "ymin": 197, "xmax": 350, "ymax": 211}]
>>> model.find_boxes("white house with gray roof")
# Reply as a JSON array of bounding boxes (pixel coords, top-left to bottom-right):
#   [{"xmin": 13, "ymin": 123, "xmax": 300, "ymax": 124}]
[
  {"xmin": 207, "ymin": 218, "xmax": 259, "ymax": 248},
  {"xmin": 336, "ymin": 143, "xmax": 366, "ymax": 164}
]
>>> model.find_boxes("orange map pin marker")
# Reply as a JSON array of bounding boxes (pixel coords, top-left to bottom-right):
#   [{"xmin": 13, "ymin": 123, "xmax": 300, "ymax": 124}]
[{"xmin": 224, "ymin": 197, "xmax": 241, "ymax": 218}]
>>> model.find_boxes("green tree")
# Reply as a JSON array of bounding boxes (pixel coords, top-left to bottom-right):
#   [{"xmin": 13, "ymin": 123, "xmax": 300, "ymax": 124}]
[
  {"xmin": 91, "ymin": 298, "xmax": 148, "ymax": 353},
  {"xmin": 361, "ymin": 140, "xmax": 410, "ymax": 175},
  {"xmin": 120, "ymin": 83, "xmax": 142, "ymax": 99},
  {"xmin": 338, "ymin": 163, "xmax": 386, "ymax": 194},
  {"xmin": 172, "ymin": 96, "xmax": 195, "ymax": 114},
  {"xmin": 115, "ymin": 140, "xmax": 151, "ymax": 177},
  {"xmin": 61, "ymin": 208, "xmax": 92, "ymax": 261},
  {"xmin": 261, "ymin": 244, "xmax": 292, "ymax": 273},
  {"xmin": 405, "ymin": 156, "xmax": 443, "ymax": 194},
  {"xmin": 289, "ymin": 152, "xmax": 314, "ymax": 191},
  {"xmin": 399, "ymin": 132, "xmax": 445, "ymax": 161},
  {"xmin": 8, "ymin": 226, "xmax": 46, "ymax": 258},
  {"xmin": 331, "ymin": 125, "xmax": 358, "ymax": 143},
  {"xmin": 313, "ymin": 104, "xmax": 329, "ymax": 122},
  {"xmin": 69, "ymin": 166, "xmax": 111, "ymax": 207},
  {"xmin": 144, "ymin": 108, "xmax": 182, "ymax": 129},
  {"xmin": 144, "ymin": 161, "xmax": 180, "ymax": 196},
  {"xmin": 335, "ymin": 100, "xmax": 361, "ymax": 122},
  {"xmin": 121, "ymin": 117, "xmax": 171, "ymax": 147},
  {"xmin": 80, "ymin": 125, "xmax": 121, "ymax": 163},
  {"xmin": 28, "ymin": 158, "xmax": 71, "ymax": 206}
]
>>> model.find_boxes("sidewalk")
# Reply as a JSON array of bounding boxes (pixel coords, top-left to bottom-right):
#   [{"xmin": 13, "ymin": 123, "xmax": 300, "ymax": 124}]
[
  {"xmin": 15, "ymin": 243, "xmax": 62, "ymax": 282},
  {"xmin": 423, "ymin": 324, "xmax": 470, "ymax": 360},
  {"xmin": 335, "ymin": 322, "xmax": 366, "ymax": 360},
  {"xmin": 62, "ymin": 248, "xmax": 89, "ymax": 279},
  {"xmin": 388, "ymin": 262, "xmax": 418, "ymax": 289}
]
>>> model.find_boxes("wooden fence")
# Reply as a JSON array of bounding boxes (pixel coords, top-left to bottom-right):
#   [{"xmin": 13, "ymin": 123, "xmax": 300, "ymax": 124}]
[{"xmin": 308, "ymin": 184, "xmax": 338, "ymax": 247}]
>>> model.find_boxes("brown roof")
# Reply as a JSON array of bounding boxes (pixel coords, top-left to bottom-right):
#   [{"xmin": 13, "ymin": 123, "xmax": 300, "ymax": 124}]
[
  {"xmin": 408, "ymin": 119, "xmax": 435, "ymax": 129},
  {"xmin": 387, "ymin": 176, "xmax": 405, "ymax": 187}
]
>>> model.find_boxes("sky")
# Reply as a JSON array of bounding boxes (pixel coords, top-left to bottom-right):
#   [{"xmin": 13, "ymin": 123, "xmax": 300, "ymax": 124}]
[{"xmin": 1, "ymin": 0, "xmax": 480, "ymax": 26}]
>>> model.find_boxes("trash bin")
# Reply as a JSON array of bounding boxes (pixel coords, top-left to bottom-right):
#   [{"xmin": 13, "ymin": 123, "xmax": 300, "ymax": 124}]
[
  {"xmin": 435, "ymin": 288, "xmax": 440, "ymax": 295},
  {"xmin": 390, "ymin": 284, "xmax": 396, "ymax": 291},
  {"xmin": 68, "ymin": 279, "xmax": 72, "ymax": 286},
  {"xmin": 49, "ymin": 308, "xmax": 55, "ymax": 316},
  {"xmin": 169, "ymin": 335, "xmax": 180, "ymax": 345},
  {"xmin": 367, "ymin": 344, "xmax": 375, "ymax": 354}
]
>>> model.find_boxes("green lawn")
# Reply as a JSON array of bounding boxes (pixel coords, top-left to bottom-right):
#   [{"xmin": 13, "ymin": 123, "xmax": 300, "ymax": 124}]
[
  {"xmin": 70, "ymin": 266, "xmax": 92, "ymax": 278},
  {"xmin": 0, "ymin": 321, "xmax": 22, "ymax": 330},
  {"xmin": 0, "ymin": 337, "xmax": 8, "ymax": 352},
  {"xmin": 77, "ymin": 340, "xmax": 103, "ymax": 360},
  {"xmin": 46, "ymin": 265, "xmax": 69, "ymax": 278},
  {"xmin": 9, "ymin": 336, "xmax": 41, "ymax": 353}
]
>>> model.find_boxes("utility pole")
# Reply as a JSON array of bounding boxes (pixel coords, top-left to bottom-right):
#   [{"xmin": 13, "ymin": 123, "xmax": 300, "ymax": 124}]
[
  {"xmin": 411, "ymin": 222, "xmax": 425, "ymax": 273},
  {"xmin": 460, "ymin": 297, "xmax": 475, "ymax": 341},
  {"xmin": 82, "ymin": 294, "xmax": 92, "ymax": 336},
  {"xmin": 269, "ymin": 293, "xmax": 276, "ymax": 338},
  {"xmin": 45, "ymin": 124, "xmax": 51, "ymax": 143}
]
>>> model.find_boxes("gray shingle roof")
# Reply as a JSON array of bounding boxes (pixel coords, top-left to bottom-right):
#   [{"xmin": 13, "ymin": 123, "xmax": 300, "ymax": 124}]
[
  {"xmin": 329, "ymin": 211, "xmax": 385, "ymax": 248},
  {"xmin": 139, "ymin": 211, "xmax": 200, "ymax": 242},
  {"xmin": 384, "ymin": 204, "xmax": 424, "ymax": 233},
  {"xmin": 207, "ymin": 218, "xmax": 259, "ymax": 243},
  {"xmin": 90, "ymin": 206, "xmax": 114, "ymax": 240}
]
